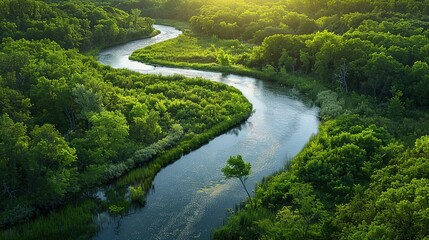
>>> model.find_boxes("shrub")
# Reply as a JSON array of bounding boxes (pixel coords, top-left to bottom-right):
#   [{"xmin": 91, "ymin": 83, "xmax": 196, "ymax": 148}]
[
  {"xmin": 316, "ymin": 90, "xmax": 345, "ymax": 120},
  {"xmin": 129, "ymin": 185, "xmax": 146, "ymax": 206},
  {"xmin": 108, "ymin": 205, "xmax": 125, "ymax": 216}
]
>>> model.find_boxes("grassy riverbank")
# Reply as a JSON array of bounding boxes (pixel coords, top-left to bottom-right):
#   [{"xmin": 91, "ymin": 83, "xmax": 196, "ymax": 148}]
[
  {"xmin": 0, "ymin": 200, "xmax": 99, "ymax": 240},
  {"xmin": 155, "ymin": 19, "xmax": 191, "ymax": 31},
  {"xmin": 131, "ymin": 19, "xmax": 327, "ymax": 100},
  {"xmin": 116, "ymin": 101, "xmax": 252, "ymax": 188},
  {"xmin": 131, "ymin": 34, "xmax": 262, "ymax": 74},
  {"xmin": 130, "ymin": 33, "xmax": 329, "ymax": 100}
]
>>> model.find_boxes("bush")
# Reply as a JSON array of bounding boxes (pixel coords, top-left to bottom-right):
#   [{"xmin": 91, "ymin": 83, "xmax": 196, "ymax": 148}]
[
  {"xmin": 129, "ymin": 185, "xmax": 146, "ymax": 206},
  {"xmin": 316, "ymin": 90, "xmax": 345, "ymax": 120},
  {"xmin": 108, "ymin": 205, "xmax": 126, "ymax": 216},
  {"xmin": 102, "ymin": 124, "xmax": 184, "ymax": 182},
  {"xmin": 0, "ymin": 203, "xmax": 35, "ymax": 227}
]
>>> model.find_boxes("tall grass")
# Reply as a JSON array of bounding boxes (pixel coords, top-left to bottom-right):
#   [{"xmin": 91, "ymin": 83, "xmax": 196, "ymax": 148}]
[
  {"xmin": 155, "ymin": 19, "xmax": 191, "ymax": 31},
  {"xmin": 0, "ymin": 200, "xmax": 99, "ymax": 240},
  {"xmin": 129, "ymin": 34, "xmax": 264, "ymax": 78}
]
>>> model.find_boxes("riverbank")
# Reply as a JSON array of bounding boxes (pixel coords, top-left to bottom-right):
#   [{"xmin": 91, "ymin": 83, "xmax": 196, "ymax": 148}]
[
  {"xmin": 130, "ymin": 34, "xmax": 267, "ymax": 76},
  {"xmin": 155, "ymin": 19, "xmax": 191, "ymax": 32},
  {"xmin": 129, "ymin": 20, "xmax": 429, "ymax": 239},
  {"xmin": 93, "ymin": 25, "xmax": 319, "ymax": 239},
  {"xmin": 0, "ymin": 26, "xmax": 252, "ymax": 239},
  {"xmin": 129, "ymin": 23, "xmax": 327, "ymax": 102},
  {"xmin": 84, "ymin": 29, "xmax": 161, "ymax": 57}
]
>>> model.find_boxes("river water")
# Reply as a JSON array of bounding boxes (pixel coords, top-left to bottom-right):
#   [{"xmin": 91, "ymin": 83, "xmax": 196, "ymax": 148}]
[{"xmin": 95, "ymin": 25, "xmax": 319, "ymax": 240}]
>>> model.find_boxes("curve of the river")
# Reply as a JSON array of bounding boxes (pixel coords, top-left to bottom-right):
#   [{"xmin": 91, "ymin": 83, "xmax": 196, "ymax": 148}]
[{"xmin": 95, "ymin": 25, "xmax": 319, "ymax": 240}]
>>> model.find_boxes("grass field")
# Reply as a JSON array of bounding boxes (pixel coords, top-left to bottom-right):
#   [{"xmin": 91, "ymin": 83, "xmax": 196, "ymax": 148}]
[{"xmin": 129, "ymin": 33, "xmax": 268, "ymax": 76}]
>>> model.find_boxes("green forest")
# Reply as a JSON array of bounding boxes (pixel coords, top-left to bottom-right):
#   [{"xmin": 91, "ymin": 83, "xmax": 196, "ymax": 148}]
[
  {"xmin": 0, "ymin": 0, "xmax": 253, "ymax": 239},
  {"xmin": 1, "ymin": 0, "xmax": 429, "ymax": 239}
]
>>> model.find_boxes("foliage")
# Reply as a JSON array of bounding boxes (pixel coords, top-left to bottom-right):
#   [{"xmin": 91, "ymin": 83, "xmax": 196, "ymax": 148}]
[
  {"xmin": 102, "ymin": 124, "xmax": 184, "ymax": 181},
  {"xmin": 129, "ymin": 185, "xmax": 146, "ymax": 205},
  {"xmin": 130, "ymin": 34, "xmax": 255, "ymax": 74},
  {"xmin": 0, "ymin": 200, "xmax": 99, "ymax": 240},
  {"xmin": 0, "ymin": 22, "xmax": 252, "ymax": 237},
  {"xmin": 190, "ymin": 0, "xmax": 318, "ymax": 41},
  {"xmin": 0, "ymin": 0, "xmax": 157, "ymax": 51},
  {"xmin": 333, "ymin": 135, "xmax": 429, "ymax": 240},
  {"xmin": 143, "ymin": 0, "xmax": 429, "ymax": 108},
  {"xmin": 213, "ymin": 207, "xmax": 274, "ymax": 240},
  {"xmin": 222, "ymin": 155, "xmax": 251, "ymax": 180},
  {"xmin": 215, "ymin": 113, "xmax": 429, "ymax": 239},
  {"xmin": 107, "ymin": 204, "xmax": 126, "ymax": 216},
  {"xmin": 108, "ymin": 0, "xmax": 204, "ymax": 21},
  {"xmin": 222, "ymin": 155, "xmax": 252, "ymax": 203},
  {"xmin": 257, "ymin": 183, "xmax": 330, "ymax": 240},
  {"xmin": 316, "ymin": 90, "xmax": 345, "ymax": 120}
]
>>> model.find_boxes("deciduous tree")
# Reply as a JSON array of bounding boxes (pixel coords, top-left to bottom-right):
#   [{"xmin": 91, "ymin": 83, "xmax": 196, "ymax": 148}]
[{"xmin": 222, "ymin": 155, "xmax": 253, "ymax": 204}]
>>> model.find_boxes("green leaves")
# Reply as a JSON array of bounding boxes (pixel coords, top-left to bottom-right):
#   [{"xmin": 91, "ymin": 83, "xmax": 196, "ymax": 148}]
[
  {"xmin": 84, "ymin": 111, "xmax": 129, "ymax": 164},
  {"xmin": 0, "ymin": 0, "xmax": 157, "ymax": 50},
  {"xmin": 259, "ymin": 183, "xmax": 330, "ymax": 240},
  {"xmin": 0, "ymin": 113, "xmax": 78, "ymax": 211},
  {"xmin": 222, "ymin": 155, "xmax": 253, "ymax": 205},
  {"xmin": 28, "ymin": 124, "xmax": 78, "ymax": 204},
  {"xmin": 217, "ymin": 114, "xmax": 424, "ymax": 239},
  {"xmin": 0, "ymin": 113, "xmax": 29, "ymax": 197},
  {"xmin": 222, "ymin": 155, "xmax": 251, "ymax": 180},
  {"xmin": 190, "ymin": 1, "xmax": 318, "ymax": 40},
  {"xmin": 72, "ymin": 83, "xmax": 104, "ymax": 121},
  {"xmin": 0, "ymin": 26, "xmax": 253, "ymax": 230}
]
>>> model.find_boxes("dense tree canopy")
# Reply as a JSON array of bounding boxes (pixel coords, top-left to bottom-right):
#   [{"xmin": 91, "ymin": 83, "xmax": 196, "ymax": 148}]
[
  {"xmin": 181, "ymin": 0, "xmax": 429, "ymax": 106},
  {"xmin": 215, "ymin": 115, "xmax": 429, "ymax": 240},
  {"xmin": 0, "ymin": 1, "xmax": 252, "ymax": 230},
  {"xmin": 0, "ymin": 0, "xmax": 156, "ymax": 50}
]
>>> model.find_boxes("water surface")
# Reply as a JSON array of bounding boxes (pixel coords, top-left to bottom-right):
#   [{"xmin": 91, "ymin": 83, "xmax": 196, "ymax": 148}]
[{"xmin": 95, "ymin": 25, "xmax": 319, "ymax": 240}]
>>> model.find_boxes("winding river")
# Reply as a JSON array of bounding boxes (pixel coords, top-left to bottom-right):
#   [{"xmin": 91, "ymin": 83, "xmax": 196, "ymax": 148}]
[{"xmin": 95, "ymin": 25, "xmax": 319, "ymax": 240}]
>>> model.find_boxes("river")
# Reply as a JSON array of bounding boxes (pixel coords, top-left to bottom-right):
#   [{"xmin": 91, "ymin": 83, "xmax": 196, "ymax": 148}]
[{"xmin": 95, "ymin": 25, "xmax": 319, "ymax": 240}]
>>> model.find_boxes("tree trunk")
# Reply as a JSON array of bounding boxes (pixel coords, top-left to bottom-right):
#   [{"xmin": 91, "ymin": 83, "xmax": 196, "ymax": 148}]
[{"xmin": 239, "ymin": 178, "xmax": 253, "ymax": 205}]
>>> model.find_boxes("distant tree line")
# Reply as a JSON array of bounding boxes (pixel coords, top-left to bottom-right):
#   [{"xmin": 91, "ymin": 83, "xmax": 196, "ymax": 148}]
[{"xmin": 0, "ymin": 0, "xmax": 156, "ymax": 50}]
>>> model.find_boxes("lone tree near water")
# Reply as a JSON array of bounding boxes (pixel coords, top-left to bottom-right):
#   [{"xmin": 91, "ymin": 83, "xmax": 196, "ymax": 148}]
[{"xmin": 222, "ymin": 155, "xmax": 253, "ymax": 204}]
